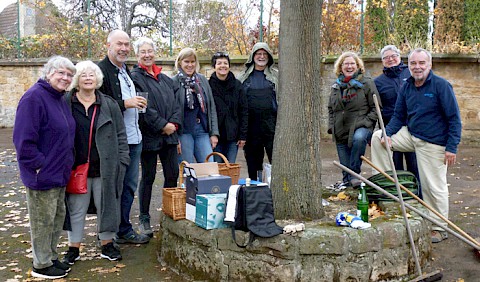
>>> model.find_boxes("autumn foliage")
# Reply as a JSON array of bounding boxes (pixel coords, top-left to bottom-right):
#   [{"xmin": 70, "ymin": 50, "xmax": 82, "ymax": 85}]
[{"xmin": 1, "ymin": 0, "xmax": 480, "ymax": 59}]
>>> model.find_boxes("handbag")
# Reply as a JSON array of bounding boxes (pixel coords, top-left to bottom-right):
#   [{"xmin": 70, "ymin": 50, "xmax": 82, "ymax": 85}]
[
  {"xmin": 66, "ymin": 105, "xmax": 97, "ymax": 194},
  {"xmin": 224, "ymin": 183, "xmax": 283, "ymax": 248}
]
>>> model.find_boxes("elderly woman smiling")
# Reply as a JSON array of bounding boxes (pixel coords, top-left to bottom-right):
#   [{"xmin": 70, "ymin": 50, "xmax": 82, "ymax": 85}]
[
  {"xmin": 13, "ymin": 56, "xmax": 76, "ymax": 279},
  {"xmin": 130, "ymin": 37, "xmax": 182, "ymax": 236},
  {"xmin": 63, "ymin": 61, "xmax": 129, "ymax": 264}
]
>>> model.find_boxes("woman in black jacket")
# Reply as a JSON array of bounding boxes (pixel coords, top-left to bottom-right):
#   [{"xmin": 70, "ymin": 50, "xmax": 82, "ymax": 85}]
[
  {"xmin": 130, "ymin": 37, "xmax": 182, "ymax": 236},
  {"xmin": 208, "ymin": 52, "xmax": 248, "ymax": 163}
]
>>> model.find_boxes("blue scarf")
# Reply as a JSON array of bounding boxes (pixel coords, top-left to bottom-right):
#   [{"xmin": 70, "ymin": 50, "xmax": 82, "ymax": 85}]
[{"xmin": 336, "ymin": 72, "xmax": 364, "ymax": 103}]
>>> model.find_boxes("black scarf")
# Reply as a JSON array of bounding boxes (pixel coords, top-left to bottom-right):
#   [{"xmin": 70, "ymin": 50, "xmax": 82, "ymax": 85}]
[{"xmin": 178, "ymin": 69, "xmax": 206, "ymax": 112}]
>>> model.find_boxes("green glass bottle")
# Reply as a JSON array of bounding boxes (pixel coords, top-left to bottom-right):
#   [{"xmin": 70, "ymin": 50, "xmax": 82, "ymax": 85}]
[{"xmin": 357, "ymin": 182, "xmax": 369, "ymax": 222}]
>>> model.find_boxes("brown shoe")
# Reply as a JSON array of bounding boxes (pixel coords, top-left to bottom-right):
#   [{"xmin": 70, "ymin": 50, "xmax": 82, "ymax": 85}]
[{"xmin": 431, "ymin": 230, "xmax": 448, "ymax": 243}]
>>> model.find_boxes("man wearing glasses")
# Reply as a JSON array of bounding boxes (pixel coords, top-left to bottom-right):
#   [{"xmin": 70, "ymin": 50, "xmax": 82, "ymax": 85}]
[
  {"xmin": 374, "ymin": 45, "xmax": 420, "ymax": 196},
  {"xmin": 98, "ymin": 30, "xmax": 150, "ymax": 246},
  {"xmin": 239, "ymin": 43, "xmax": 278, "ymax": 180},
  {"xmin": 371, "ymin": 48, "xmax": 462, "ymax": 244}
]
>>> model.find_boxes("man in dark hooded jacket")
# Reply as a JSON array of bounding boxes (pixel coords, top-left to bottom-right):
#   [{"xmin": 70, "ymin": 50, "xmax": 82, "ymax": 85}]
[{"xmin": 239, "ymin": 42, "xmax": 278, "ymax": 180}]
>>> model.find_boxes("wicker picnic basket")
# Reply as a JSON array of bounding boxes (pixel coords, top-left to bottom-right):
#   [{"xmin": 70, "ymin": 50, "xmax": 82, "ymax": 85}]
[
  {"xmin": 162, "ymin": 161, "xmax": 188, "ymax": 220},
  {"xmin": 205, "ymin": 152, "xmax": 240, "ymax": 185}
]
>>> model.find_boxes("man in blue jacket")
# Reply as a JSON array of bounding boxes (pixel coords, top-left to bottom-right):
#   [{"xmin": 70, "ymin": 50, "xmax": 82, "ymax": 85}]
[{"xmin": 371, "ymin": 48, "xmax": 462, "ymax": 244}]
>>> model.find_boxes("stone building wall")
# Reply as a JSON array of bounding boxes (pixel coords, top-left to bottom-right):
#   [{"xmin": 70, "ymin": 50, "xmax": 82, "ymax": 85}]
[{"xmin": 1, "ymin": 55, "xmax": 479, "ymax": 144}]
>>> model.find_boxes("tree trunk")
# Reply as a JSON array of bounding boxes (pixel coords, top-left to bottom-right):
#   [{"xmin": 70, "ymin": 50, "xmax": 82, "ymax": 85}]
[{"xmin": 271, "ymin": 0, "xmax": 324, "ymax": 220}]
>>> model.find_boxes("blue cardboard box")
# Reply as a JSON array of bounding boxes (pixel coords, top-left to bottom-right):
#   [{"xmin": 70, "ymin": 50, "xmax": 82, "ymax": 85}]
[
  {"xmin": 186, "ymin": 175, "xmax": 231, "ymax": 206},
  {"xmin": 195, "ymin": 194, "xmax": 228, "ymax": 229},
  {"xmin": 185, "ymin": 175, "xmax": 231, "ymax": 221}
]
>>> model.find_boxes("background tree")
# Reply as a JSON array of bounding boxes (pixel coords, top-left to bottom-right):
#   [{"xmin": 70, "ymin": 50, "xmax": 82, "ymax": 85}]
[
  {"xmin": 58, "ymin": 0, "xmax": 169, "ymax": 38},
  {"xmin": 171, "ymin": 0, "xmax": 229, "ymax": 55},
  {"xmin": 365, "ymin": 0, "xmax": 389, "ymax": 51},
  {"xmin": 272, "ymin": 0, "xmax": 323, "ymax": 219},
  {"xmin": 321, "ymin": 0, "xmax": 361, "ymax": 54},
  {"xmin": 393, "ymin": 0, "xmax": 429, "ymax": 49},
  {"xmin": 433, "ymin": 0, "xmax": 464, "ymax": 53},
  {"xmin": 463, "ymin": 0, "xmax": 480, "ymax": 45}
]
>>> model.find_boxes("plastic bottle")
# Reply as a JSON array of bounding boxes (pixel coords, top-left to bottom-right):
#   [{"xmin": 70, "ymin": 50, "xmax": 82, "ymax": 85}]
[
  {"xmin": 245, "ymin": 178, "xmax": 251, "ymax": 187},
  {"xmin": 357, "ymin": 182, "xmax": 369, "ymax": 222}
]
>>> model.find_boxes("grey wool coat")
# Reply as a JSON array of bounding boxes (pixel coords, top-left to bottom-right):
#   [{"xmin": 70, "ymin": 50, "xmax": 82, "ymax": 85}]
[{"xmin": 64, "ymin": 90, "xmax": 130, "ymax": 233}]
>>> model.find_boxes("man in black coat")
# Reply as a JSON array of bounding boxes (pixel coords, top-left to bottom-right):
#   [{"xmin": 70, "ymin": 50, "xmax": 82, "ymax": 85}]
[{"xmin": 98, "ymin": 30, "xmax": 150, "ymax": 245}]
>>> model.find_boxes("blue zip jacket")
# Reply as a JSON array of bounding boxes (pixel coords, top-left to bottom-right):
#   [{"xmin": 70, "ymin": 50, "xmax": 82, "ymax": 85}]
[
  {"xmin": 374, "ymin": 62, "xmax": 410, "ymax": 124},
  {"xmin": 386, "ymin": 71, "xmax": 462, "ymax": 153},
  {"xmin": 13, "ymin": 79, "xmax": 76, "ymax": 190}
]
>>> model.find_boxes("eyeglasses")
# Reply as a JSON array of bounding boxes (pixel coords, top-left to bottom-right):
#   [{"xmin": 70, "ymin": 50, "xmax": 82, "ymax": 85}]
[
  {"xmin": 382, "ymin": 53, "xmax": 400, "ymax": 61},
  {"xmin": 342, "ymin": 62, "xmax": 357, "ymax": 66},
  {"xmin": 213, "ymin": 52, "xmax": 229, "ymax": 58},
  {"xmin": 55, "ymin": 70, "xmax": 74, "ymax": 79},
  {"xmin": 254, "ymin": 51, "xmax": 268, "ymax": 57},
  {"xmin": 139, "ymin": 49, "xmax": 155, "ymax": 55}
]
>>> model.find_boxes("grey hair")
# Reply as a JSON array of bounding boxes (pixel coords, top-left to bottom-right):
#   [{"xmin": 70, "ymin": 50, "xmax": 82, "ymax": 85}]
[
  {"xmin": 408, "ymin": 48, "xmax": 432, "ymax": 63},
  {"xmin": 380, "ymin": 45, "xmax": 400, "ymax": 58},
  {"xmin": 40, "ymin": 56, "xmax": 76, "ymax": 80},
  {"xmin": 133, "ymin": 37, "xmax": 156, "ymax": 55},
  {"xmin": 107, "ymin": 29, "xmax": 129, "ymax": 43},
  {"xmin": 175, "ymin": 47, "xmax": 200, "ymax": 73},
  {"xmin": 69, "ymin": 60, "xmax": 104, "ymax": 91}
]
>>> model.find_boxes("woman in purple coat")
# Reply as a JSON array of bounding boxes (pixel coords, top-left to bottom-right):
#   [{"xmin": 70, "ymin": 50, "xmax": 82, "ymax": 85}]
[{"xmin": 13, "ymin": 56, "xmax": 76, "ymax": 280}]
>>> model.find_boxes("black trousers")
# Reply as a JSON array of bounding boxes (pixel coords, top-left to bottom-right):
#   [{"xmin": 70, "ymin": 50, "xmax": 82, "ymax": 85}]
[
  {"xmin": 244, "ymin": 137, "xmax": 274, "ymax": 180},
  {"xmin": 139, "ymin": 144, "xmax": 179, "ymax": 218}
]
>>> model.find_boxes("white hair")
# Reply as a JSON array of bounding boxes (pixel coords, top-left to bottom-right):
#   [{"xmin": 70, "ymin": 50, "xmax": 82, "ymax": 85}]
[
  {"xmin": 40, "ymin": 56, "xmax": 76, "ymax": 80},
  {"xmin": 380, "ymin": 45, "xmax": 400, "ymax": 58},
  {"xmin": 133, "ymin": 37, "xmax": 156, "ymax": 55},
  {"xmin": 69, "ymin": 60, "xmax": 104, "ymax": 90}
]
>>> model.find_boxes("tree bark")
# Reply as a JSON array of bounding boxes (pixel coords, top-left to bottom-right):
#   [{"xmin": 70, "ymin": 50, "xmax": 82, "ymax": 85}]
[{"xmin": 271, "ymin": 0, "xmax": 324, "ymax": 220}]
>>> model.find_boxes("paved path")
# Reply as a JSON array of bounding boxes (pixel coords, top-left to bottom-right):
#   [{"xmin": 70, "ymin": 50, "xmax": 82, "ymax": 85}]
[{"xmin": 0, "ymin": 128, "xmax": 478, "ymax": 281}]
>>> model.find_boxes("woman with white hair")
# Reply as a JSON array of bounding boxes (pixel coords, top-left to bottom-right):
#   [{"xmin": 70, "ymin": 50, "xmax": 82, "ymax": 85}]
[
  {"xmin": 62, "ymin": 61, "xmax": 129, "ymax": 264},
  {"xmin": 172, "ymin": 47, "xmax": 219, "ymax": 163},
  {"xmin": 13, "ymin": 56, "xmax": 76, "ymax": 279},
  {"xmin": 374, "ymin": 45, "xmax": 420, "ymax": 195},
  {"xmin": 130, "ymin": 37, "xmax": 182, "ymax": 236}
]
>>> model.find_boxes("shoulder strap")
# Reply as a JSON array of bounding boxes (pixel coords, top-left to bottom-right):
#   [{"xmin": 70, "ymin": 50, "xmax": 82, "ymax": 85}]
[{"xmin": 86, "ymin": 105, "xmax": 98, "ymax": 162}]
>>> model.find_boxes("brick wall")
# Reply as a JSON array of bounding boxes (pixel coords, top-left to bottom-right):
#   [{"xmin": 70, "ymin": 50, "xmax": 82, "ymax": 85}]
[{"xmin": 1, "ymin": 55, "xmax": 479, "ymax": 144}]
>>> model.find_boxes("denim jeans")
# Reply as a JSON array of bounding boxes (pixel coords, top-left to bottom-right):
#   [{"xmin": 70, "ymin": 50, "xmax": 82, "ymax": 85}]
[
  {"xmin": 118, "ymin": 143, "xmax": 142, "ymax": 236},
  {"xmin": 178, "ymin": 123, "xmax": 213, "ymax": 163},
  {"xmin": 214, "ymin": 140, "xmax": 238, "ymax": 163},
  {"xmin": 335, "ymin": 127, "xmax": 372, "ymax": 183}
]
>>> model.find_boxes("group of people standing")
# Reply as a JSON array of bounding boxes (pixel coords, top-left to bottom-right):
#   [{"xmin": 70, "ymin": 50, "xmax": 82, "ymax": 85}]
[
  {"xmin": 328, "ymin": 46, "xmax": 462, "ymax": 245},
  {"xmin": 13, "ymin": 29, "xmax": 278, "ymax": 279}
]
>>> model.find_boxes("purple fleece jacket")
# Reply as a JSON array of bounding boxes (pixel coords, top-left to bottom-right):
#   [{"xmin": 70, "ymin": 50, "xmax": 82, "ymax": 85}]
[{"xmin": 13, "ymin": 79, "xmax": 76, "ymax": 190}]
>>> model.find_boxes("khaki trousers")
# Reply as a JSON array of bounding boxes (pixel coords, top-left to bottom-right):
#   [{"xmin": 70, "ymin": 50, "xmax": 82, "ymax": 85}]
[
  {"xmin": 371, "ymin": 127, "xmax": 448, "ymax": 231},
  {"xmin": 26, "ymin": 187, "xmax": 66, "ymax": 269}
]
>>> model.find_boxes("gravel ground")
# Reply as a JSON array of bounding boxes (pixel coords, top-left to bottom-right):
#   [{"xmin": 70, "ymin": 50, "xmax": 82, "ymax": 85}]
[{"xmin": 0, "ymin": 128, "xmax": 478, "ymax": 281}]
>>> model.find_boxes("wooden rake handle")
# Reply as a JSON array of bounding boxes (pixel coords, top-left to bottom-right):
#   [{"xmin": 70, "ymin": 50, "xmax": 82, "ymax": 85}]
[{"xmin": 361, "ymin": 155, "xmax": 480, "ymax": 249}]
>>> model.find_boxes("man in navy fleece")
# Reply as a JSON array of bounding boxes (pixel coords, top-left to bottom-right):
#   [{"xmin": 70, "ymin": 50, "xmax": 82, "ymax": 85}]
[{"xmin": 371, "ymin": 48, "xmax": 462, "ymax": 244}]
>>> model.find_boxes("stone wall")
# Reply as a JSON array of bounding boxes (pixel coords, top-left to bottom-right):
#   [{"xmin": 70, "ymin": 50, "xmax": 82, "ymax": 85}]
[
  {"xmin": 1, "ymin": 55, "xmax": 479, "ymax": 143},
  {"xmin": 157, "ymin": 203, "xmax": 431, "ymax": 281}
]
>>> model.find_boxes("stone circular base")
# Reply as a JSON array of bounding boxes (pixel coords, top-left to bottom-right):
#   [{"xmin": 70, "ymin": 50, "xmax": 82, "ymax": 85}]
[{"xmin": 157, "ymin": 203, "xmax": 431, "ymax": 281}]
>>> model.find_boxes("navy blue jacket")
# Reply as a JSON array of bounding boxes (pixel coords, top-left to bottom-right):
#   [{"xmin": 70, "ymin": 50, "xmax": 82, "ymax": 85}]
[
  {"xmin": 386, "ymin": 71, "xmax": 462, "ymax": 153},
  {"xmin": 374, "ymin": 63, "xmax": 410, "ymax": 124}
]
